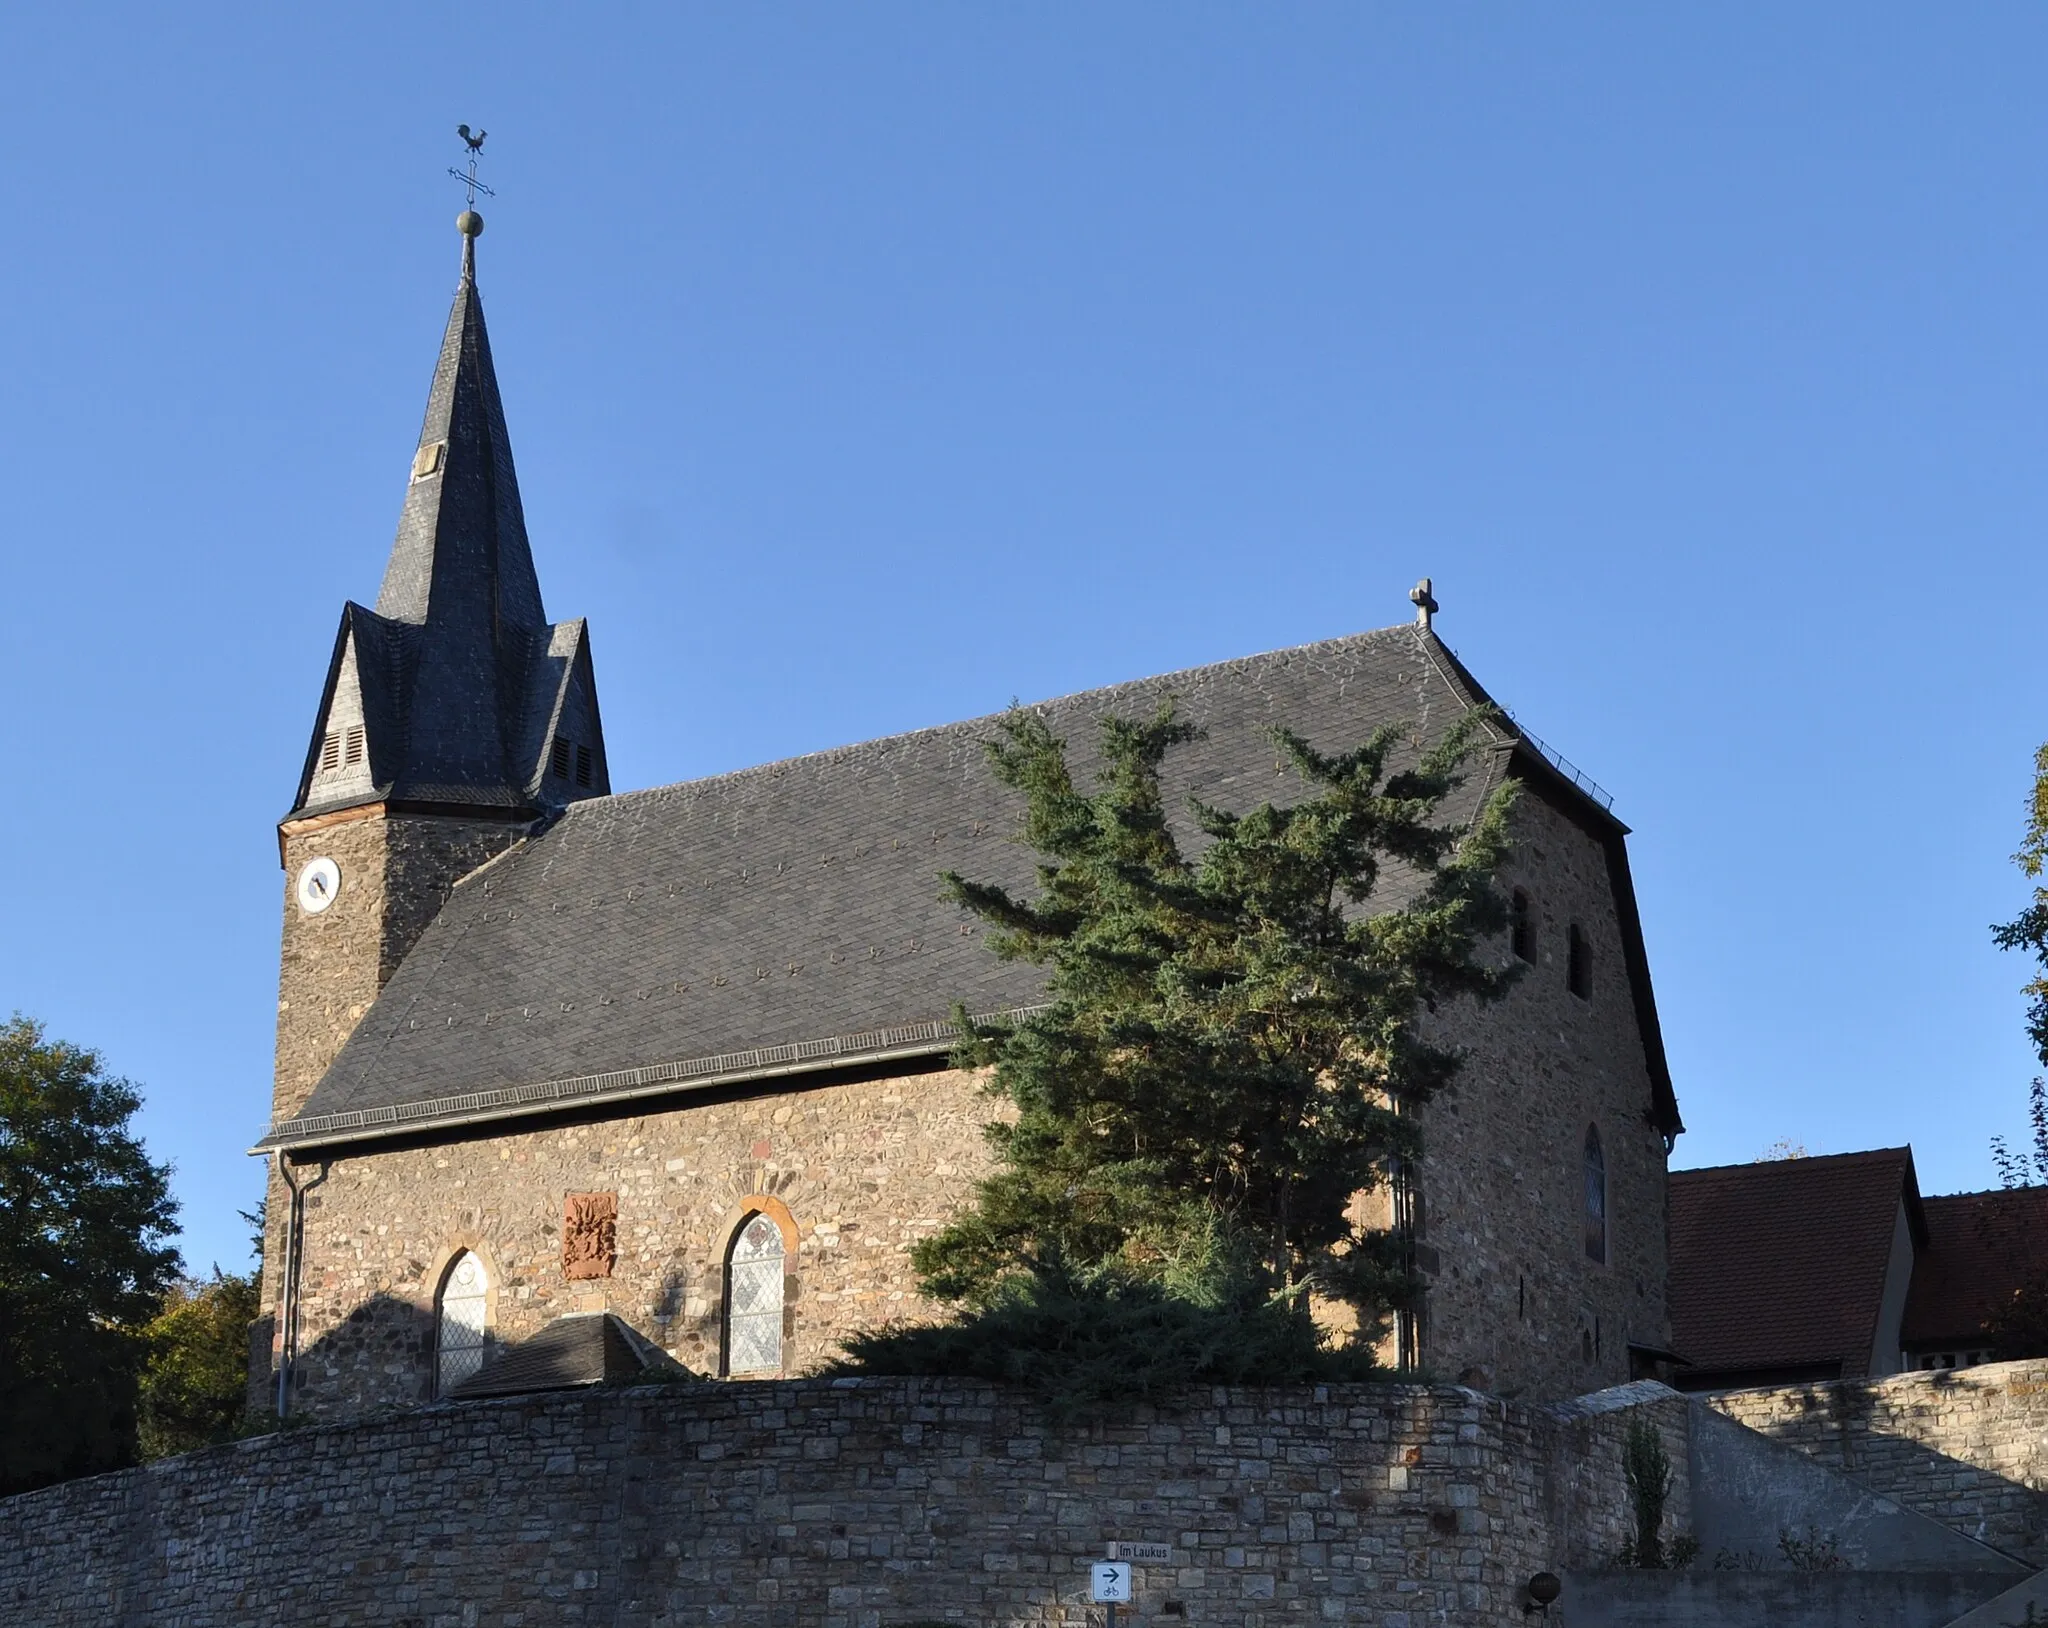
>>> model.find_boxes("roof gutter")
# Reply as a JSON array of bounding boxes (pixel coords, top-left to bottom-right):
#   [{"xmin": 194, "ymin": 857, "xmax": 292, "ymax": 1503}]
[{"xmin": 251, "ymin": 1007, "xmax": 1051, "ymax": 1156}]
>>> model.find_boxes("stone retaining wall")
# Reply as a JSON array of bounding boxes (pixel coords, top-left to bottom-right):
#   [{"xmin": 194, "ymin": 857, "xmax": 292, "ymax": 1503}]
[
  {"xmin": 1704, "ymin": 1358, "xmax": 2048, "ymax": 1567},
  {"xmin": 0, "ymin": 1377, "xmax": 1675, "ymax": 1628},
  {"xmin": 1541, "ymin": 1380, "xmax": 1693, "ymax": 1568}
]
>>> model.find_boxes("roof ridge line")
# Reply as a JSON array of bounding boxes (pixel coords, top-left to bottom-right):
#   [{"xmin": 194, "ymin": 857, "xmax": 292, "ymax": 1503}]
[
  {"xmin": 560, "ymin": 623, "xmax": 1429, "ymax": 821},
  {"xmin": 1672, "ymin": 1147, "xmax": 1915, "ymax": 1177}
]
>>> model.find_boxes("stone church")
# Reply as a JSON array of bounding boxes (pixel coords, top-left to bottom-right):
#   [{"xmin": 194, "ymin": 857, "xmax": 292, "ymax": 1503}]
[{"xmin": 253, "ymin": 218, "xmax": 1684, "ymax": 1418}]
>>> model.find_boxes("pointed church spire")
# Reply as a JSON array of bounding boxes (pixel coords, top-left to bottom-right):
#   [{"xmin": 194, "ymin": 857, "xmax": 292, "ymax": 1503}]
[
  {"xmin": 375, "ymin": 210, "xmax": 544, "ymax": 633},
  {"xmin": 286, "ymin": 212, "xmax": 609, "ymax": 824}
]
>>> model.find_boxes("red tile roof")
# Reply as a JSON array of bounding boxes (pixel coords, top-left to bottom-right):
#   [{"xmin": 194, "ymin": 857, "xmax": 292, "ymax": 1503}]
[
  {"xmin": 1668, "ymin": 1149, "xmax": 1920, "ymax": 1380},
  {"xmin": 1904, "ymin": 1188, "xmax": 2048, "ymax": 1349}
]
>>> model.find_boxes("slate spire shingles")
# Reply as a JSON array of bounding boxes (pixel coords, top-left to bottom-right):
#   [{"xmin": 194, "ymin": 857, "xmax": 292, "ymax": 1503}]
[{"xmin": 287, "ymin": 227, "xmax": 608, "ymax": 821}]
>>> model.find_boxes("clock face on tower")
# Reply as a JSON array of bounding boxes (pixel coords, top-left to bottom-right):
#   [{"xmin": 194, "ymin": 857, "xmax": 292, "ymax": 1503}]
[{"xmin": 295, "ymin": 857, "xmax": 342, "ymax": 915}]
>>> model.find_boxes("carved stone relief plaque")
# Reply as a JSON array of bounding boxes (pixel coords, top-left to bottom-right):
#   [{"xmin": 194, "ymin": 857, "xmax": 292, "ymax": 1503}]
[{"xmin": 563, "ymin": 1191, "xmax": 618, "ymax": 1280}]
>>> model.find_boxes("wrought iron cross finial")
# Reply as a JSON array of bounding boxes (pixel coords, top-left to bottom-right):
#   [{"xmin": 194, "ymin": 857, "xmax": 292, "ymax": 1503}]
[{"xmin": 449, "ymin": 124, "xmax": 496, "ymax": 210}]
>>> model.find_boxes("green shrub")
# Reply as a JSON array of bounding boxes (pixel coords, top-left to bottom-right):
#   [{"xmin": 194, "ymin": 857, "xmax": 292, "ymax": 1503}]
[
  {"xmin": 1618, "ymin": 1416, "xmax": 1672, "ymax": 1568},
  {"xmin": 828, "ymin": 1258, "xmax": 1385, "ymax": 1421}
]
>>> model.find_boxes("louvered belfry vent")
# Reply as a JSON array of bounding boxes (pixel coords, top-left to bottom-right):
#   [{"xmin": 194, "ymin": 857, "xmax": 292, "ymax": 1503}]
[
  {"xmin": 319, "ymin": 732, "xmax": 342, "ymax": 773},
  {"xmin": 343, "ymin": 726, "xmax": 366, "ymax": 766},
  {"xmin": 551, "ymin": 736, "xmax": 572, "ymax": 779},
  {"xmin": 575, "ymin": 745, "xmax": 593, "ymax": 788}
]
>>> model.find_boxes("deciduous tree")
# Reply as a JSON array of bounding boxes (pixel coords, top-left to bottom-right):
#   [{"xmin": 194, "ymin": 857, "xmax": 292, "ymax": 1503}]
[
  {"xmin": 1986, "ymin": 746, "xmax": 2048, "ymax": 1357},
  {"xmin": 0, "ymin": 1017, "xmax": 179, "ymax": 1493},
  {"xmin": 137, "ymin": 1269, "xmax": 262, "ymax": 1460}
]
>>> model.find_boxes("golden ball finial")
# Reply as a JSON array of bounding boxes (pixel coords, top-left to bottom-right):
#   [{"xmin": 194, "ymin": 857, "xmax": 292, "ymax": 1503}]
[{"xmin": 457, "ymin": 210, "xmax": 485, "ymax": 239}]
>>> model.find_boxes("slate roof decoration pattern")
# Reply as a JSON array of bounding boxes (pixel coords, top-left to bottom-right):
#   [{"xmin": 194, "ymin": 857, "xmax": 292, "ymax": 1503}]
[
  {"xmin": 264, "ymin": 623, "xmax": 1677, "ymax": 1151},
  {"xmin": 1667, "ymin": 1148, "xmax": 1926, "ymax": 1380}
]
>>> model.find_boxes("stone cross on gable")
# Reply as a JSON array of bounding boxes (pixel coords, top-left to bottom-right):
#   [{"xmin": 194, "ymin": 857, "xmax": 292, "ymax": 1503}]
[{"xmin": 1410, "ymin": 578, "xmax": 1439, "ymax": 630}]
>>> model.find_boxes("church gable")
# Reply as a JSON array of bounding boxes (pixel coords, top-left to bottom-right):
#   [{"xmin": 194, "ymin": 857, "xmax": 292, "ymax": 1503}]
[
  {"xmin": 299, "ymin": 626, "xmax": 377, "ymax": 809},
  {"xmin": 518, "ymin": 619, "xmax": 608, "ymax": 802}
]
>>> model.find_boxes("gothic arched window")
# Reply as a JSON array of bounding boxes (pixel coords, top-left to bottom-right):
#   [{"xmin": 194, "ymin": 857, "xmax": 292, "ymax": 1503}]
[
  {"xmin": 1583, "ymin": 1126, "xmax": 1608, "ymax": 1266},
  {"xmin": 435, "ymin": 1250, "xmax": 489, "ymax": 1396},
  {"xmin": 724, "ymin": 1212, "xmax": 786, "ymax": 1376}
]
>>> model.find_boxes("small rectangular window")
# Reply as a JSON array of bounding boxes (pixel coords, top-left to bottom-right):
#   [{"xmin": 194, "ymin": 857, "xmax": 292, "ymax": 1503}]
[
  {"xmin": 343, "ymin": 725, "xmax": 365, "ymax": 766},
  {"xmin": 1567, "ymin": 922, "xmax": 1592, "ymax": 1000},
  {"xmin": 319, "ymin": 732, "xmax": 341, "ymax": 773},
  {"xmin": 1510, "ymin": 890, "xmax": 1534, "ymax": 963},
  {"xmin": 550, "ymin": 736, "xmax": 571, "ymax": 779},
  {"xmin": 575, "ymin": 745, "xmax": 593, "ymax": 788}
]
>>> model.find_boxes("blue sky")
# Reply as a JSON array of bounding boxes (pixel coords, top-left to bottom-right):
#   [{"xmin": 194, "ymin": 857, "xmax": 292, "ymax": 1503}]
[{"xmin": 2, "ymin": 6, "xmax": 2043, "ymax": 1276}]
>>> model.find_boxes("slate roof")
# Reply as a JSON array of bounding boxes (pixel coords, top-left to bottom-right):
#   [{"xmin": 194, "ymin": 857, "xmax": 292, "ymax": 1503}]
[
  {"xmin": 1904, "ymin": 1188, "xmax": 2048, "ymax": 1349},
  {"xmin": 286, "ymin": 232, "xmax": 609, "ymax": 822},
  {"xmin": 1668, "ymin": 1149, "xmax": 1925, "ymax": 1382},
  {"xmin": 263, "ymin": 622, "xmax": 1676, "ymax": 1150},
  {"xmin": 445, "ymin": 1311, "xmax": 694, "ymax": 1399}
]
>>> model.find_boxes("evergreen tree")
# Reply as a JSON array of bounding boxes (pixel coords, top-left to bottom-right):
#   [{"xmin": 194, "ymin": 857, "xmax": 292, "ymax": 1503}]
[
  {"xmin": 0, "ymin": 1016, "xmax": 179, "ymax": 1493},
  {"xmin": 841, "ymin": 702, "xmax": 1514, "ymax": 1404}
]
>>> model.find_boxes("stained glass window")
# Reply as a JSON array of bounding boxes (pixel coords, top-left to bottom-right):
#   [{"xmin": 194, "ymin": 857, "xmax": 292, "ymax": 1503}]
[
  {"xmin": 725, "ymin": 1214, "xmax": 785, "ymax": 1376},
  {"xmin": 435, "ymin": 1250, "xmax": 489, "ymax": 1396}
]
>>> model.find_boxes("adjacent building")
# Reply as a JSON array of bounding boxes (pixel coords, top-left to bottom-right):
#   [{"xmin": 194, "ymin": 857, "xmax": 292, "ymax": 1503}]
[{"xmin": 1668, "ymin": 1147, "xmax": 2046, "ymax": 1388}]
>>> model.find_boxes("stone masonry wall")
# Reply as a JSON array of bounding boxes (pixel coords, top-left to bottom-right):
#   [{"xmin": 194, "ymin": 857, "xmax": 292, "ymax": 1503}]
[
  {"xmin": 0, "ymin": 1377, "xmax": 1672, "ymax": 1628},
  {"xmin": 273, "ymin": 812, "xmax": 529, "ymax": 1125},
  {"xmin": 276, "ymin": 1065, "xmax": 996, "ymax": 1417},
  {"xmin": 1538, "ymin": 1380, "xmax": 1694, "ymax": 1568},
  {"xmin": 1411, "ymin": 789, "xmax": 1672, "ymax": 1402},
  {"xmin": 1705, "ymin": 1358, "xmax": 2048, "ymax": 1566},
  {"xmin": 260, "ymin": 811, "xmax": 531, "ymax": 1408}
]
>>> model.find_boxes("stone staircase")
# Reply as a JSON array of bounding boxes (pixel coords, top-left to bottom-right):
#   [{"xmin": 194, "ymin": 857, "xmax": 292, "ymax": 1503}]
[
  {"xmin": 1940, "ymin": 1568, "xmax": 2048, "ymax": 1626},
  {"xmin": 1562, "ymin": 1570, "xmax": 2028, "ymax": 1627},
  {"xmin": 1559, "ymin": 1396, "xmax": 2042, "ymax": 1627}
]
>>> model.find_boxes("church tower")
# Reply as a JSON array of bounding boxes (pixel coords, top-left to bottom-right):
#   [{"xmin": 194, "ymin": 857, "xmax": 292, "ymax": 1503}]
[{"xmin": 270, "ymin": 213, "xmax": 609, "ymax": 1128}]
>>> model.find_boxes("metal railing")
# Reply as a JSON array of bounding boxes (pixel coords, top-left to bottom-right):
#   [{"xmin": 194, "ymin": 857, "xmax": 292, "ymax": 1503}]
[{"xmin": 1505, "ymin": 714, "xmax": 1615, "ymax": 812}]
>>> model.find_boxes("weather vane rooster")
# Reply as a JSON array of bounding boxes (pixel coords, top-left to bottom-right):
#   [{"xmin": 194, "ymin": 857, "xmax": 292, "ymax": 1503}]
[{"xmin": 449, "ymin": 124, "xmax": 495, "ymax": 212}]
